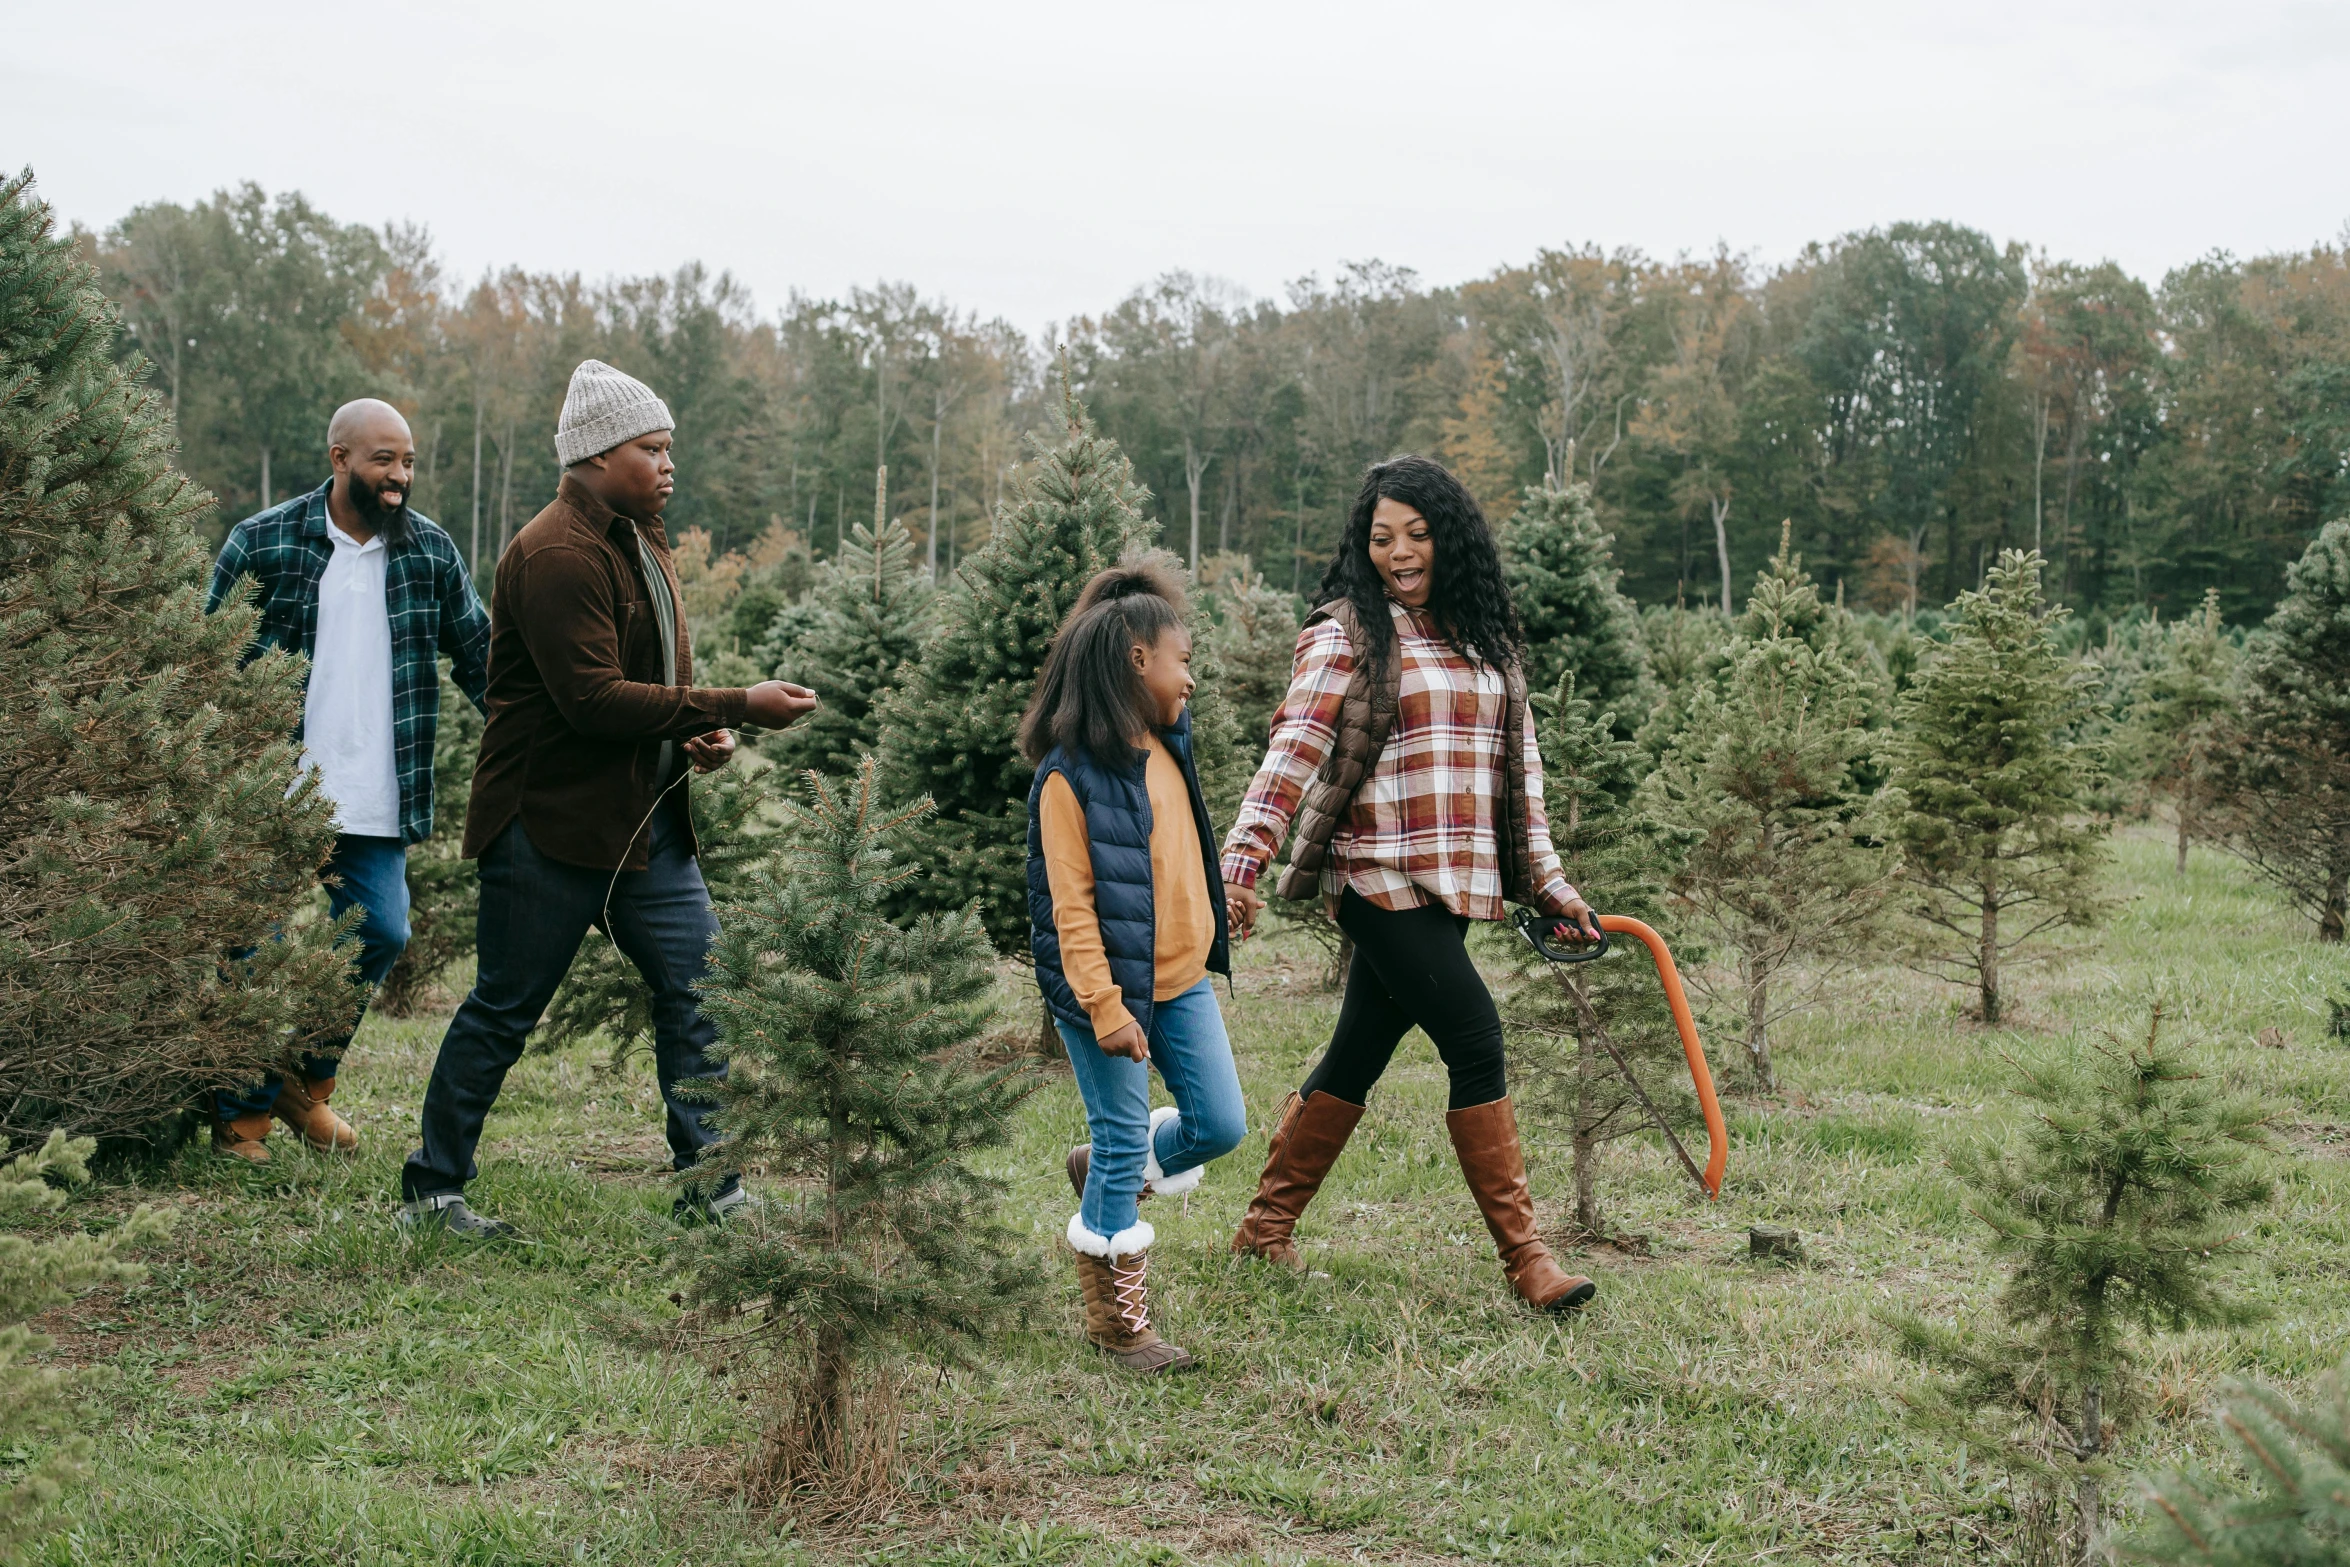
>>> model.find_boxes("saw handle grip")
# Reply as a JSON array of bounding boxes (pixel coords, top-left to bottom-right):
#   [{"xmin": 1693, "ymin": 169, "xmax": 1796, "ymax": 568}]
[{"xmin": 1512, "ymin": 907, "xmax": 1609, "ymax": 964}]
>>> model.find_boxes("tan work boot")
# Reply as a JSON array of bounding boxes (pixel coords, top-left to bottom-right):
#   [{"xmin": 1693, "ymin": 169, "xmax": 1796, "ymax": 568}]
[
  {"xmin": 1069, "ymin": 1231, "xmax": 1193, "ymax": 1373},
  {"xmin": 1445, "ymin": 1096, "xmax": 1597, "ymax": 1314},
  {"xmin": 211, "ymin": 1110, "xmax": 273, "ymax": 1165},
  {"xmin": 273, "ymin": 1075, "xmax": 357, "ymax": 1153},
  {"xmin": 1230, "ymin": 1090, "xmax": 1364, "ymax": 1268}
]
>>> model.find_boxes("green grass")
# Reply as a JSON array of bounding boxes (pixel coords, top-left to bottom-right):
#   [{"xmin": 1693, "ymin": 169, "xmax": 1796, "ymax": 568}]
[{"xmin": 23, "ymin": 827, "xmax": 2350, "ymax": 1564}]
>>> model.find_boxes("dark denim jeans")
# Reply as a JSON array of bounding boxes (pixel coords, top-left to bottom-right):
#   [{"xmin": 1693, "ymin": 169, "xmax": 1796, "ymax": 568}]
[
  {"xmin": 399, "ymin": 801, "xmax": 728, "ymax": 1200},
  {"xmin": 216, "ymin": 834, "xmax": 410, "ymax": 1119}
]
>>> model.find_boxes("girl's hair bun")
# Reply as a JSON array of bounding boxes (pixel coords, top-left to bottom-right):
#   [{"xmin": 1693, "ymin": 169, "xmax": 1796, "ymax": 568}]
[
  {"xmin": 1016, "ymin": 548, "xmax": 1193, "ymax": 767},
  {"xmin": 1071, "ymin": 549, "xmax": 1188, "ymax": 617}
]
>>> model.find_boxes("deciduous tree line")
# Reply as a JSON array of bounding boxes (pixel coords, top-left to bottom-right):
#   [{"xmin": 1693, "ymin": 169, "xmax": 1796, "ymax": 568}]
[
  {"xmin": 11, "ymin": 163, "xmax": 2350, "ymax": 1552},
  {"xmin": 85, "ymin": 185, "xmax": 2350, "ymax": 624}
]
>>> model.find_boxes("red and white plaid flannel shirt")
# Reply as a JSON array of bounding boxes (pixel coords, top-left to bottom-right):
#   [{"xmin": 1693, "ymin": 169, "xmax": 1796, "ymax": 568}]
[{"xmin": 1220, "ymin": 601, "xmax": 1578, "ymax": 921}]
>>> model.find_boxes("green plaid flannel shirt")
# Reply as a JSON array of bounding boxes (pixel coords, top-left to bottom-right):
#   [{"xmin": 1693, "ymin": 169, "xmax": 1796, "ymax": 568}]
[{"xmin": 206, "ymin": 480, "xmax": 491, "ymax": 846}]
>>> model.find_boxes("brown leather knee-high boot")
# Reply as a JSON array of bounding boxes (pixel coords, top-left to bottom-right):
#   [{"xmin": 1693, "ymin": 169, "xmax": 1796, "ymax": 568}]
[
  {"xmin": 1230, "ymin": 1090, "xmax": 1364, "ymax": 1268},
  {"xmin": 1445, "ymin": 1096, "xmax": 1596, "ymax": 1313}
]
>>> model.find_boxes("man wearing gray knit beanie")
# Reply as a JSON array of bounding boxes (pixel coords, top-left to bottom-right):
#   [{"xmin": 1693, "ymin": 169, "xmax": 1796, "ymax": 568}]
[{"xmin": 399, "ymin": 359, "xmax": 818, "ymax": 1238}]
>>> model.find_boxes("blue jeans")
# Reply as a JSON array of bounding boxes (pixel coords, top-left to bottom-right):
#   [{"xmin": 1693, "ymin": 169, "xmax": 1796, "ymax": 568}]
[
  {"xmin": 216, "ymin": 834, "xmax": 410, "ymax": 1119},
  {"xmin": 399, "ymin": 801, "xmax": 728, "ymax": 1200},
  {"xmin": 1056, "ymin": 979, "xmax": 1247, "ymax": 1240}
]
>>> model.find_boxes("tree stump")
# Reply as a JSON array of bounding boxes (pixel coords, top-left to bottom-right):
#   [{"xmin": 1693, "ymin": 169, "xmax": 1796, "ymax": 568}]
[{"xmin": 1749, "ymin": 1224, "xmax": 1803, "ymax": 1261}]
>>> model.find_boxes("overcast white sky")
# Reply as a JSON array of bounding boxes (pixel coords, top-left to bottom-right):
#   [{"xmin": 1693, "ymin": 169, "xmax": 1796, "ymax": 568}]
[{"xmin": 8, "ymin": 0, "xmax": 2348, "ymax": 336}]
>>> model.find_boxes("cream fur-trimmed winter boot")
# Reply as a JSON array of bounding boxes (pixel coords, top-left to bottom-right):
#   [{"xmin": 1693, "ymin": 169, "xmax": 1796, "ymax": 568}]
[
  {"xmin": 1064, "ymin": 1105, "xmax": 1203, "ymax": 1203},
  {"xmin": 1067, "ymin": 1216, "xmax": 1193, "ymax": 1373}
]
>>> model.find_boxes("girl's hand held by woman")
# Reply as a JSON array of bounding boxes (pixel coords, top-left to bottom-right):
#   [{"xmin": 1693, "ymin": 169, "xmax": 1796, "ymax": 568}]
[{"xmin": 1227, "ymin": 884, "xmax": 1264, "ymax": 939}]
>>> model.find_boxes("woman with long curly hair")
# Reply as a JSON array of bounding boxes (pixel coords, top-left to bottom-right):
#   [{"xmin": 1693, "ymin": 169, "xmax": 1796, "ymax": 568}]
[{"xmin": 1220, "ymin": 453, "xmax": 1603, "ymax": 1313}]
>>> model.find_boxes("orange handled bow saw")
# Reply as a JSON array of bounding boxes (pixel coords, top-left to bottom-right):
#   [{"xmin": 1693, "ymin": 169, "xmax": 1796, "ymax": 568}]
[{"xmin": 1511, "ymin": 910, "xmax": 1727, "ymax": 1199}]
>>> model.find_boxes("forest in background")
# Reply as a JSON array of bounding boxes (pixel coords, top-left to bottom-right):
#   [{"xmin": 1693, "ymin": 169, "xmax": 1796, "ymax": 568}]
[{"xmin": 78, "ymin": 182, "xmax": 2350, "ymax": 626}]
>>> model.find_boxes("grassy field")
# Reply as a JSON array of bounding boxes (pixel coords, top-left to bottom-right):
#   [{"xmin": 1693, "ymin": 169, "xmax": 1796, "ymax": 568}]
[{"xmin": 24, "ymin": 826, "xmax": 2350, "ymax": 1565}]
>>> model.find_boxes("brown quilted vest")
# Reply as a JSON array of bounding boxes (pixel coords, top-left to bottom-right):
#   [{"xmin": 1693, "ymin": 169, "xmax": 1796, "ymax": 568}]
[{"xmin": 1272, "ymin": 599, "xmax": 1545, "ymax": 906}]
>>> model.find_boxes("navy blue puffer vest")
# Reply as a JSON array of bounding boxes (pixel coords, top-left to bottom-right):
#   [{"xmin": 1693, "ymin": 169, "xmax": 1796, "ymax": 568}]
[{"xmin": 1026, "ymin": 708, "xmax": 1231, "ymax": 1040}]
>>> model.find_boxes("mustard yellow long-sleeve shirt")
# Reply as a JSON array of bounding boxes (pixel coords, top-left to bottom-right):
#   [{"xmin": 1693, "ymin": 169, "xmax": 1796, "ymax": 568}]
[{"xmin": 1038, "ymin": 734, "xmax": 1215, "ymax": 1039}]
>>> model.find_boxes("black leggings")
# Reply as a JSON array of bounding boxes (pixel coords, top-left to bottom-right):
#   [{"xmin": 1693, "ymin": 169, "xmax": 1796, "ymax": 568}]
[{"xmin": 1298, "ymin": 890, "xmax": 1508, "ymax": 1112}]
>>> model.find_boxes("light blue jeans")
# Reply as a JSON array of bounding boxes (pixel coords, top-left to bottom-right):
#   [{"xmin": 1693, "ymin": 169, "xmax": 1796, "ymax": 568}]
[{"xmin": 1057, "ymin": 978, "xmax": 1247, "ymax": 1240}]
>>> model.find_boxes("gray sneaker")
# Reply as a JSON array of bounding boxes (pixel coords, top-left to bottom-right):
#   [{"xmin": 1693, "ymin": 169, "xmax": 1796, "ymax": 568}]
[
  {"xmin": 398, "ymin": 1192, "xmax": 519, "ymax": 1239},
  {"xmin": 675, "ymin": 1182, "xmax": 759, "ymax": 1226}
]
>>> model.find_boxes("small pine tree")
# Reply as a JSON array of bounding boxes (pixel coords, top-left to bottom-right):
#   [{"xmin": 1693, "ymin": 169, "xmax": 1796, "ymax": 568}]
[
  {"xmin": 1196, "ymin": 556, "xmax": 1300, "ymax": 758},
  {"xmin": 2, "ymin": 1132, "xmax": 168, "ymax": 1556},
  {"xmin": 375, "ymin": 666, "xmax": 482, "ymax": 1016},
  {"xmin": 723, "ymin": 517, "xmax": 816, "ymax": 673},
  {"xmin": 537, "ymin": 761, "xmax": 782, "ymax": 1065},
  {"xmin": 1635, "ymin": 600, "xmax": 1734, "ymax": 757},
  {"xmin": 873, "ymin": 379, "xmax": 1157, "ymax": 950},
  {"xmin": 1640, "ymin": 599, "xmax": 1732, "ymax": 694},
  {"xmin": 2221, "ymin": 519, "xmax": 2350, "ymax": 941},
  {"xmin": 758, "ymin": 468, "xmax": 932, "ymax": 778},
  {"xmin": 1499, "ymin": 477, "xmax": 1650, "ymax": 725},
  {"xmin": 1193, "ymin": 556, "xmax": 1297, "ymax": 824},
  {"xmin": 1639, "ymin": 541, "xmax": 1894, "ymax": 1090},
  {"xmin": 1889, "ymin": 551, "xmax": 2109, "ymax": 1025},
  {"xmin": 1883, "ymin": 1010, "xmax": 2273, "ymax": 1565},
  {"xmin": 2126, "ymin": 590, "xmax": 2239, "ymax": 875},
  {"xmin": 0, "ymin": 170, "xmax": 351, "ymax": 1144},
  {"xmin": 681, "ymin": 760, "xmax": 1037, "ymax": 1496},
  {"xmin": 1504, "ymin": 673, "xmax": 1698, "ymax": 1239},
  {"xmin": 2131, "ymin": 1357, "xmax": 2350, "ymax": 1565}
]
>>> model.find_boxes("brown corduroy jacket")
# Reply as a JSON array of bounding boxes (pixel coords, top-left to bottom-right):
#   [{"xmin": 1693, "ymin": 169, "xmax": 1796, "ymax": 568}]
[{"xmin": 461, "ymin": 473, "xmax": 747, "ymax": 870}]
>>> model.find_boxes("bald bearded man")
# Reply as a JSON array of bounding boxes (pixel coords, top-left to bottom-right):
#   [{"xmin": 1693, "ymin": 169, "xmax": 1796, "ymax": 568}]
[{"xmin": 206, "ymin": 398, "xmax": 491, "ymax": 1164}]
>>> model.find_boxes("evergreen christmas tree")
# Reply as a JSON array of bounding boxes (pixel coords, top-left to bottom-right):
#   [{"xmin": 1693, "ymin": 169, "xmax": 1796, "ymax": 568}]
[
  {"xmin": 1499, "ymin": 477, "xmax": 1650, "ymax": 725},
  {"xmin": 2221, "ymin": 520, "xmax": 2350, "ymax": 941},
  {"xmin": 1196, "ymin": 556, "xmax": 1300, "ymax": 759},
  {"xmin": 2126, "ymin": 590, "xmax": 2239, "ymax": 875},
  {"xmin": 0, "ymin": 170, "xmax": 350, "ymax": 1144},
  {"xmin": 538, "ymin": 761, "xmax": 782, "ymax": 1065},
  {"xmin": 375, "ymin": 666, "xmax": 482, "ymax": 1015},
  {"xmin": 873, "ymin": 379, "xmax": 1158, "ymax": 950},
  {"xmin": 1, "ymin": 1131, "xmax": 167, "ymax": 1556},
  {"xmin": 1635, "ymin": 600, "xmax": 1733, "ymax": 756},
  {"xmin": 1639, "ymin": 539, "xmax": 1895, "ymax": 1090},
  {"xmin": 2132, "ymin": 1357, "xmax": 2350, "ymax": 1566},
  {"xmin": 1641, "ymin": 528, "xmax": 1888, "ymax": 760},
  {"xmin": 1504, "ymin": 673, "xmax": 1698, "ymax": 1239},
  {"xmin": 1884, "ymin": 1009, "xmax": 2272, "ymax": 1564},
  {"xmin": 680, "ymin": 760, "xmax": 1036, "ymax": 1495},
  {"xmin": 757, "ymin": 467, "xmax": 932, "ymax": 778},
  {"xmin": 1888, "ymin": 551, "xmax": 2108, "ymax": 1025},
  {"xmin": 719, "ymin": 517, "xmax": 816, "ymax": 684}
]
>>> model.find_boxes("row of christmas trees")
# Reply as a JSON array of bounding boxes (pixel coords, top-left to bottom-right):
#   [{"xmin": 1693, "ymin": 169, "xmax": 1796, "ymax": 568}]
[{"xmin": 5, "ymin": 163, "xmax": 2346, "ymax": 1551}]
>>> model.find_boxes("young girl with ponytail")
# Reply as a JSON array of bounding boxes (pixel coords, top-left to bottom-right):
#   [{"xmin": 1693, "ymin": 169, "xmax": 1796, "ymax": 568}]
[{"xmin": 1020, "ymin": 555, "xmax": 1247, "ymax": 1373}]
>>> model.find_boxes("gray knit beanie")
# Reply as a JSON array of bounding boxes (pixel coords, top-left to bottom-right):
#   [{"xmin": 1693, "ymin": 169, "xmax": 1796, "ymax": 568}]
[{"xmin": 554, "ymin": 359, "xmax": 674, "ymax": 466}]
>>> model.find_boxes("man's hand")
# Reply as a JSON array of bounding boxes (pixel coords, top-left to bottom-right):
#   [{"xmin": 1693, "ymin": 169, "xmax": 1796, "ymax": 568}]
[
  {"xmin": 684, "ymin": 729, "xmax": 736, "ymax": 773},
  {"xmin": 1227, "ymin": 884, "xmax": 1265, "ymax": 940},
  {"xmin": 1550, "ymin": 894, "xmax": 1602, "ymax": 945},
  {"xmin": 1098, "ymin": 1020, "xmax": 1148, "ymax": 1063},
  {"xmin": 744, "ymin": 680, "xmax": 818, "ymax": 728}
]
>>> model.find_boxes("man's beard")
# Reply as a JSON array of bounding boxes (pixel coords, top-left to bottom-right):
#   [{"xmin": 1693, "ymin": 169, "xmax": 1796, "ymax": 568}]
[{"xmin": 346, "ymin": 474, "xmax": 411, "ymax": 542}]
